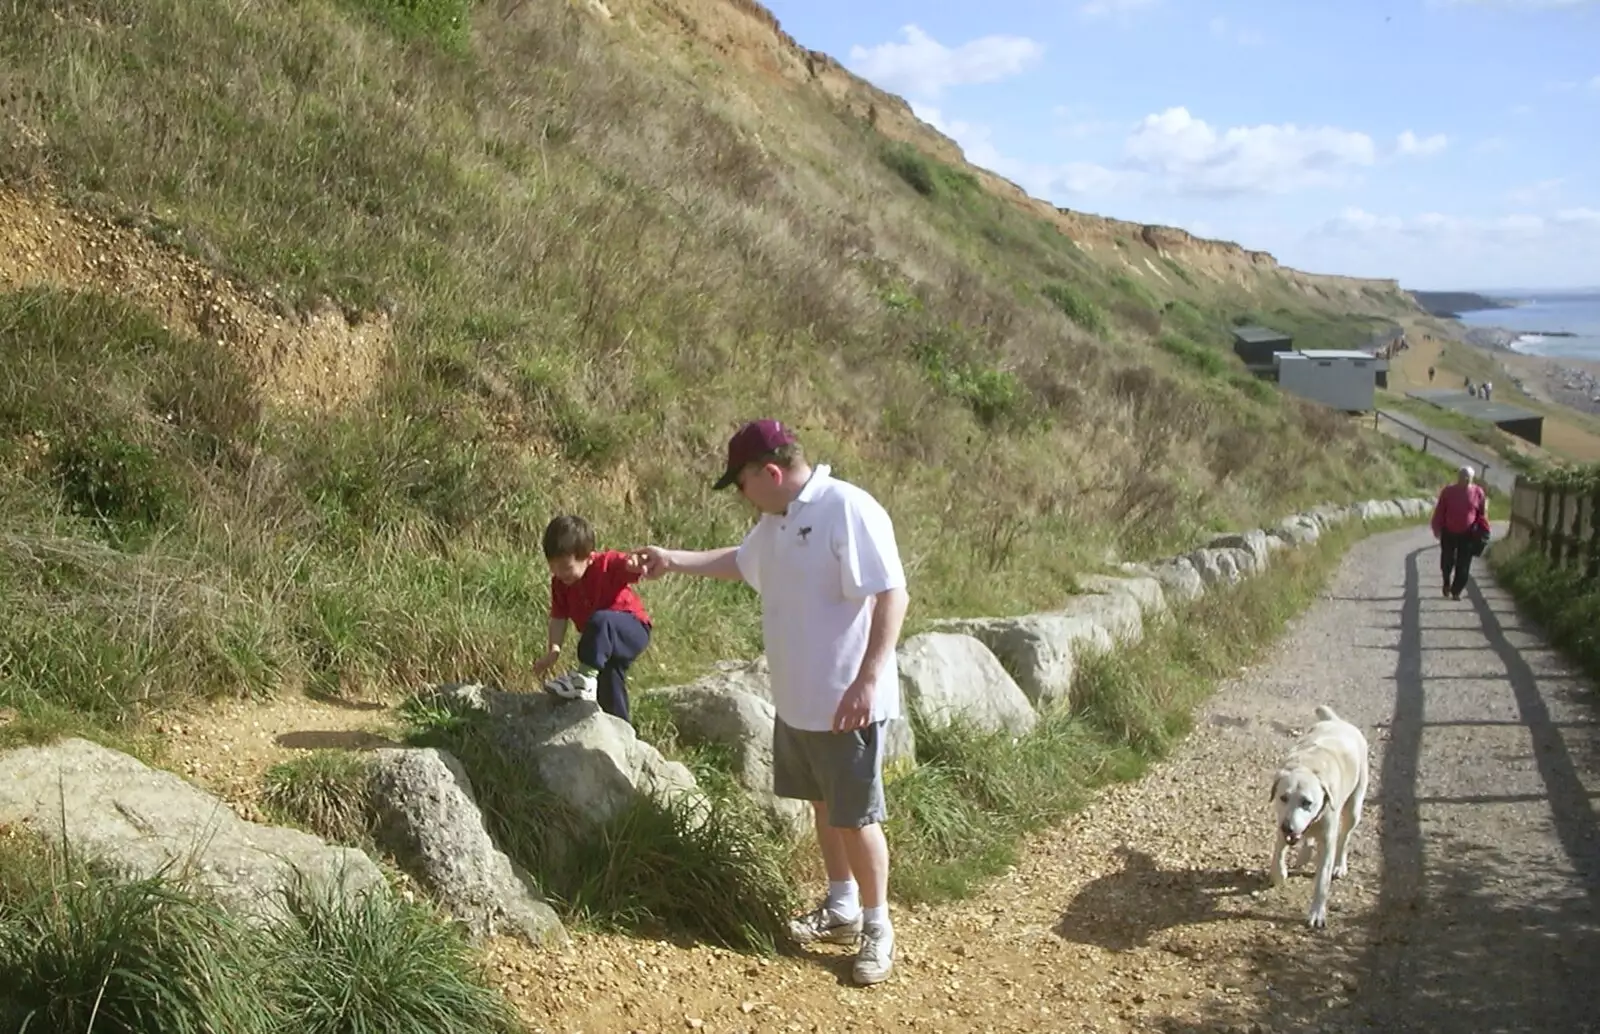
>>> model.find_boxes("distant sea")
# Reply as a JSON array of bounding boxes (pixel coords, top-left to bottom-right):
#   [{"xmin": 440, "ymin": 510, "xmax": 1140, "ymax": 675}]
[{"xmin": 1452, "ymin": 290, "xmax": 1600, "ymax": 363}]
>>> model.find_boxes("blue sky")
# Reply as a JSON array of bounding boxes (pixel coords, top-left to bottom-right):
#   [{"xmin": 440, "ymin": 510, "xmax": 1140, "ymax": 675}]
[{"xmin": 761, "ymin": 0, "xmax": 1600, "ymax": 290}]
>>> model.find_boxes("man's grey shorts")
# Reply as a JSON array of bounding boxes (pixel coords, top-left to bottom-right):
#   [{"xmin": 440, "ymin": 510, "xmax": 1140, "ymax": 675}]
[{"xmin": 771, "ymin": 717, "xmax": 887, "ymax": 828}]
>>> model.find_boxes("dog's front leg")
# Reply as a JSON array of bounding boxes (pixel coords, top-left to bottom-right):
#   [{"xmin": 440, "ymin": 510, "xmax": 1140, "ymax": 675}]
[
  {"xmin": 1270, "ymin": 832, "xmax": 1289, "ymax": 886},
  {"xmin": 1307, "ymin": 812, "xmax": 1342, "ymax": 928}
]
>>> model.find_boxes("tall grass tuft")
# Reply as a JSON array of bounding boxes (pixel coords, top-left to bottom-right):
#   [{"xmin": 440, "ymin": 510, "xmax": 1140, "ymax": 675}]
[
  {"xmin": 0, "ymin": 835, "xmax": 272, "ymax": 1034},
  {"xmin": 264, "ymin": 881, "xmax": 521, "ymax": 1034},
  {"xmin": 403, "ymin": 708, "xmax": 800, "ymax": 953}
]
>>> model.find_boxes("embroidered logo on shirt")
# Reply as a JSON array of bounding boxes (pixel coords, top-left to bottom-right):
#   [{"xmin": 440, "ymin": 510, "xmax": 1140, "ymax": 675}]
[{"xmin": 797, "ymin": 526, "xmax": 812, "ymax": 544}]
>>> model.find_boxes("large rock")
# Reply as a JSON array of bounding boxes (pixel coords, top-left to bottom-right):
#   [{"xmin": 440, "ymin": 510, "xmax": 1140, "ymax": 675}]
[
  {"xmin": 1129, "ymin": 558, "xmax": 1206, "ymax": 603},
  {"xmin": 0, "ymin": 738, "xmax": 384, "ymax": 923},
  {"xmin": 1397, "ymin": 497, "xmax": 1432, "ymax": 519},
  {"xmin": 897, "ymin": 632, "xmax": 1037, "ymax": 736},
  {"xmin": 1186, "ymin": 547, "xmax": 1245, "ymax": 587},
  {"xmin": 1272, "ymin": 516, "xmax": 1320, "ymax": 546},
  {"xmin": 652, "ymin": 681, "xmax": 812, "ymax": 838},
  {"xmin": 1078, "ymin": 573, "xmax": 1168, "ymax": 620},
  {"xmin": 418, "ymin": 683, "xmax": 706, "ymax": 832},
  {"xmin": 369, "ymin": 748, "xmax": 568, "ymax": 947},
  {"xmin": 1060, "ymin": 588, "xmax": 1145, "ymax": 644},
  {"xmin": 1355, "ymin": 499, "xmax": 1406, "ymax": 522},
  {"xmin": 1207, "ymin": 530, "xmax": 1272, "ymax": 574},
  {"xmin": 930, "ymin": 614, "xmax": 1112, "ymax": 708}
]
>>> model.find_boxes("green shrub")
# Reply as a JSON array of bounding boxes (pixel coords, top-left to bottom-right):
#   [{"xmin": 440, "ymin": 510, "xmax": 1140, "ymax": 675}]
[
  {"xmin": 335, "ymin": 0, "xmax": 476, "ymax": 50},
  {"xmin": 1041, "ymin": 282, "xmax": 1107, "ymax": 335},
  {"xmin": 1493, "ymin": 547, "xmax": 1600, "ymax": 678},
  {"xmin": 881, "ymin": 142, "xmax": 937, "ymax": 196},
  {"xmin": 1156, "ymin": 332, "xmax": 1229, "ymax": 378}
]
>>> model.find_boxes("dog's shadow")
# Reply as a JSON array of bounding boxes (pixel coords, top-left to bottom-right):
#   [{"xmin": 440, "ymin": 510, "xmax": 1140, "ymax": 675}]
[{"xmin": 1053, "ymin": 847, "xmax": 1271, "ymax": 952}]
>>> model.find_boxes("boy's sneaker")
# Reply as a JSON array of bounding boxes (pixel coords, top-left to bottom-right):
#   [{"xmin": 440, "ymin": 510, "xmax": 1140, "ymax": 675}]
[
  {"xmin": 542, "ymin": 669, "xmax": 598, "ymax": 701},
  {"xmin": 788, "ymin": 903, "xmax": 862, "ymax": 945},
  {"xmin": 852, "ymin": 922, "xmax": 894, "ymax": 985}
]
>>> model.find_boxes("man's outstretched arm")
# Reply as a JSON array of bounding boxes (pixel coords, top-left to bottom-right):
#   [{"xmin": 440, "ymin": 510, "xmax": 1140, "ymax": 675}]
[{"xmin": 636, "ymin": 545, "xmax": 744, "ymax": 581}]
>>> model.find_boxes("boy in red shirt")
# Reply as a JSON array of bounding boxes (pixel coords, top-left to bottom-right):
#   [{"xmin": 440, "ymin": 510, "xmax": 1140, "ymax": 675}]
[{"xmin": 533, "ymin": 515, "xmax": 652, "ymax": 724}]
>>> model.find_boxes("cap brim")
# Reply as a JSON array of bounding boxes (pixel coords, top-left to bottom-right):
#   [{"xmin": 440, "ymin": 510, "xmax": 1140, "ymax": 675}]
[{"xmin": 712, "ymin": 468, "xmax": 738, "ymax": 491}]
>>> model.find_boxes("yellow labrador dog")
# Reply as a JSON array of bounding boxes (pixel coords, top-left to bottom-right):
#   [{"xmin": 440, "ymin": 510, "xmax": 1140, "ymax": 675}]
[{"xmin": 1268, "ymin": 705, "xmax": 1370, "ymax": 928}]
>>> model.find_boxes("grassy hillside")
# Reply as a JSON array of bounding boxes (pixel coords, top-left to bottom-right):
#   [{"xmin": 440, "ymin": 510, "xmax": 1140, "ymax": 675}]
[{"xmin": 0, "ymin": 0, "xmax": 1443, "ymax": 738}]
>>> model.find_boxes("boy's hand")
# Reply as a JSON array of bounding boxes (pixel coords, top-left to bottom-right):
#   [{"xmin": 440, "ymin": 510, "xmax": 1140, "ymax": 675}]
[{"xmin": 531, "ymin": 650, "xmax": 560, "ymax": 677}]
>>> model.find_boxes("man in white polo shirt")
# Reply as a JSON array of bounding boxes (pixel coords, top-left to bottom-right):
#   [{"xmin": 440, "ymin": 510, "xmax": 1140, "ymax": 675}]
[{"xmin": 634, "ymin": 419, "xmax": 909, "ymax": 986}]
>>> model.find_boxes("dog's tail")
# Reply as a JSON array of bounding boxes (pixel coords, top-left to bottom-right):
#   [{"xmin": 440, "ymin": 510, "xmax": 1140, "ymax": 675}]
[{"xmin": 1315, "ymin": 704, "xmax": 1340, "ymax": 722}]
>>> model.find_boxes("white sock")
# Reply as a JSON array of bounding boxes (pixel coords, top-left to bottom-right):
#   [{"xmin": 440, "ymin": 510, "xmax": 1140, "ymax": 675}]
[
  {"xmin": 826, "ymin": 880, "xmax": 859, "ymax": 916},
  {"xmin": 862, "ymin": 904, "xmax": 890, "ymax": 930}
]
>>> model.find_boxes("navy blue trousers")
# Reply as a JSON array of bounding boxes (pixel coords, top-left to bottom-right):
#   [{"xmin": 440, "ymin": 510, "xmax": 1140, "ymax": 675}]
[{"xmin": 577, "ymin": 610, "xmax": 651, "ymax": 723}]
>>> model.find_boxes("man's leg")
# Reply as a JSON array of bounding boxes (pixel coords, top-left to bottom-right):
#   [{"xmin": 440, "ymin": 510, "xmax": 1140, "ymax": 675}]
[
  {"xmin": 1450, "ymin": 535, "xmax": 1476, "ymax": 597},
  {"xmin": 815, "ymin": 723, "xmax": 894, "ymax": 986},
  {"xmin": 1439, "ymin": 537, "xmax": 1456, "ymax": 597},
  {"xmin": 775, "ymin": 720, "xmax": 862, "ymax": 945},
  {"xmin": 577, "ymin": 611, "xmax": 651, "ymax": 722}
]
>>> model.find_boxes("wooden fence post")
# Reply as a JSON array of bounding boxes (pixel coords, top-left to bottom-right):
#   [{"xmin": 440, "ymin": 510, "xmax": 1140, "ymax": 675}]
[
  {"xmin": 1540, "ymin": 485, "xmax": 1554, "ymax": 554},
  {"xmin": 1590, "ymin": 487, "xmax": 1600, "ymax": 583}
]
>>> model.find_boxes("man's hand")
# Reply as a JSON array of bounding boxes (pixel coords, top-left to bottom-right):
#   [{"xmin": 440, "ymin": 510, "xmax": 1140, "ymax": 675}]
[
  {"xmin": 531, "ymin": 650, "xmax": 560, "ymax": 678},
  {"xmin": 832, "ymin": 673, "xmax": 876, "ymax": 732},
  {"xmin": 631, "ymin": 547, "xmax": 673, "ymax": 580}
]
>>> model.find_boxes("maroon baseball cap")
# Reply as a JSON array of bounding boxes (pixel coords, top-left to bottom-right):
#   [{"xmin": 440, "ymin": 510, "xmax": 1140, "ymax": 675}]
[{"xmin": 713, "ymin": 419, "xmax": 798, "ymax": 490}]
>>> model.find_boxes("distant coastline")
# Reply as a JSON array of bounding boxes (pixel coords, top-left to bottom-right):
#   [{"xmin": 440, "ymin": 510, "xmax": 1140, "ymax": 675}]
[{"xmin": 1409, "ymin": 290, "xmax": 1515, "ymax": 319}]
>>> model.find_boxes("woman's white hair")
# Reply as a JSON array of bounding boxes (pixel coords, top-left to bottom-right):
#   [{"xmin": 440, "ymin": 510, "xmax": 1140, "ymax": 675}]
[{"xmin": 1459, "ymin": 465, "xmax": 1476, "ymax": 479}]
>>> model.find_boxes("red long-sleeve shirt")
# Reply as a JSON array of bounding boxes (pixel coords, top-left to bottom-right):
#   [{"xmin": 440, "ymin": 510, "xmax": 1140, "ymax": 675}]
[{"xmin": 1431, "ymin": 482, "xmax": 1487, "ymax": 537}]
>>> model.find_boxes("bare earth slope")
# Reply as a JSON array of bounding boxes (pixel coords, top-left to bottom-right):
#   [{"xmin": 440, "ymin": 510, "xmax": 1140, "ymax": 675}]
[{"xmin": 494, "ymin": 527, "xmax": 1600, "ymax": 1033}]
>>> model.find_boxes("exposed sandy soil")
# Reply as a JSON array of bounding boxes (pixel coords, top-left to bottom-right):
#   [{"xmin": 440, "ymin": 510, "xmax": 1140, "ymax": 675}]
[{"xmin": 0, "ymin": 186, "xmax": 390, "ymax": 412}]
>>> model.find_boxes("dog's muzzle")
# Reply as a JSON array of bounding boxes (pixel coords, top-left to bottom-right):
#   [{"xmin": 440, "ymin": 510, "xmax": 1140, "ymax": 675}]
[{"xmin": 1281, "ymin": 825, "xmax": 1301, "ymax": 845}]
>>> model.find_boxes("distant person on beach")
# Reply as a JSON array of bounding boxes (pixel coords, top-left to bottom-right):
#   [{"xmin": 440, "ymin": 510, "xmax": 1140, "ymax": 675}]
[
  {"xmin": 1428, "ymin": 365, "xmax": 1436, "ymax": 383},
  {"xmin": 1431, "ymin": 466, "xmax": 1490, "ymax": 601},
  {"xmin": 1483, "ymin": 381, "xmax": 1493, "ymax": 401},
  {"xmin": 1468, "ymin": 383, "xmax": 1478, "ymax": 397}
]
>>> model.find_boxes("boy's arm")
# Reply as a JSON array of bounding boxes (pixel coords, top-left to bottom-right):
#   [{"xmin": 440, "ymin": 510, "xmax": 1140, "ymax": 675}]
[{"xmin": 545, "ymin": 617, "xmax": 569, "ymax": 654}]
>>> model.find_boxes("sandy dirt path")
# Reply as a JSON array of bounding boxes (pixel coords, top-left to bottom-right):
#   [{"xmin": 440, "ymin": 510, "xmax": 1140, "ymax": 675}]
[{"xmin": 491, "ymin": 526, "xmax": 1600, "ymax": 1033}]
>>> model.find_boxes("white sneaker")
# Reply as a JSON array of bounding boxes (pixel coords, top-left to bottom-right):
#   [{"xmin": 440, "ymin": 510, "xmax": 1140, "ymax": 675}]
[
  {"xmin": 853, "ymin": 922, "xmax": 894, "ymax": 985},
  {"xmin": 788, "ymin": 904, "xmax": 862, "ymax": 945},
  {"xmin": 542, "ymin": 669, "xmax": 597, "ymax": 701}
]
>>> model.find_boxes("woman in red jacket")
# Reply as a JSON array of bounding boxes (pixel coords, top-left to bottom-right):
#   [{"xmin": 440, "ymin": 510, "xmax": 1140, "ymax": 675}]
[{"xmin": 1430, "ymin": 465, "xmax": 1490, "ymax": 600}]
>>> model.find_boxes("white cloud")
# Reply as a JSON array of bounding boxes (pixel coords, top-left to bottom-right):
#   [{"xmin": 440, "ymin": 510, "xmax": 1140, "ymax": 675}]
[
  {"xmin": 847, "ymin": 25, "xmax": 1044, "ymax": 100},
  {"xmin": 1121, "ymin": 107, "xmax": 1377, "ymax": 196},
  {"xmin": 912, "ymin": 102, "xmax": 1136, "ymax": 200},
  {"xmin": 1301, "ymin": 205, "xmax": 1600, "ymax": 287},
  {"xmin": 1397, "ymin": 130, "xmax": 1449, "ymax": 156},
  {"xmin": 1507, "ymin": 177, "xmax": 1564, "ymax": 204},
  {"xmin": 1079, "ymin": 0, "xmax": 1157, "ymax": 20},
  {"xmin": 1556, "ymin": 206, "xmax": 1600, "ymax": 225},
  {"xmin": 1208, "ymin": 16, "xmax": 1265, "ymax": 45},
  {"xmin": 1433, "ymin": 0, "xmax": 1598, "ymax": 8}
]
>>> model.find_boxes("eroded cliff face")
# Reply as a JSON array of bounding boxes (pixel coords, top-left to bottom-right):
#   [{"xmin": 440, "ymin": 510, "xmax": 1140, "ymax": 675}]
[{"xmin": 588, "ymin": 0, "xmax": 1409, "ymax": 307}]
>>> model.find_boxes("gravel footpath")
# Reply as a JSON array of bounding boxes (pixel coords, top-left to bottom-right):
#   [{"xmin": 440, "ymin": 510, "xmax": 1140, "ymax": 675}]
[{"xmin": 495, "ymin": 526, "xmax": 1600, "ymax": 1033}]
